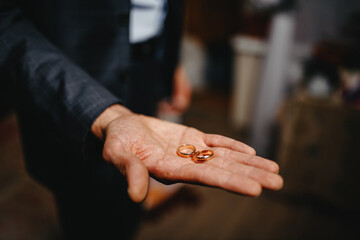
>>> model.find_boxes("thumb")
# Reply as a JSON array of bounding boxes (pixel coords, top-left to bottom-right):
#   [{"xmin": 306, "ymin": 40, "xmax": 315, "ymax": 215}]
[{"xmin": 125, "ymin": 157, "xmax": 149, "ymax": 203}]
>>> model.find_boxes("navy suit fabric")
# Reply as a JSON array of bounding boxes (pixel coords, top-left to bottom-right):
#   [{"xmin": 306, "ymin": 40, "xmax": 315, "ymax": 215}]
[{"xmin": 0, "ymin": 0, "xmax": 184, "ymax": 238}]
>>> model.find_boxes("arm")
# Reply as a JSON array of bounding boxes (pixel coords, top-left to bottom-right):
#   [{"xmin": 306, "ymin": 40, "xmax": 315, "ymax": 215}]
[{"xmin": 0, "ymin": 1, "xmax": 120, "ymax": 143}]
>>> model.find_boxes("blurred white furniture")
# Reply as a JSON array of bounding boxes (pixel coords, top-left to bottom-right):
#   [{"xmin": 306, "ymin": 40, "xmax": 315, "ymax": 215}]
[{"xmin": 231, "ymin": 36, "xmax": 266, "ymax": 130}]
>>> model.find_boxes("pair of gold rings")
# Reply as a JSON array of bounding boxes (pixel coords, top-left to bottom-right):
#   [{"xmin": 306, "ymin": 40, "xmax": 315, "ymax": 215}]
[{"xmin": 177, "ymin": 144, "xmax": 214, "ymax": 163}]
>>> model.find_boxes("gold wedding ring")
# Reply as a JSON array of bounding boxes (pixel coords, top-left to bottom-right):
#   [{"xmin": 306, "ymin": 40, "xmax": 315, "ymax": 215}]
[
  {"xmin": 192, "ymin": 150, "xmax": 214, "ymax": 163},
  {"xmin": 177, "ymin": 144, "xmax": 196, "ymax": 158},
  {"xmin": 177, "ymin": 144, "xmax": 214, "ymax": 163}
]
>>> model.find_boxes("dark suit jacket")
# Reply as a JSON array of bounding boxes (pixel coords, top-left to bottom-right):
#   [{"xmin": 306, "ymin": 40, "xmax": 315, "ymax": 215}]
[{"xmin": 0, "ymin": 0, "xmax": 184, "ymax": 191}]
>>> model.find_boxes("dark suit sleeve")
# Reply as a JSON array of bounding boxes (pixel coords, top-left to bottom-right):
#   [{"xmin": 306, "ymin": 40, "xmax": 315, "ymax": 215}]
[{"xmin": 0, "ymin": 1, "xmax": 122, "ymax": 144}]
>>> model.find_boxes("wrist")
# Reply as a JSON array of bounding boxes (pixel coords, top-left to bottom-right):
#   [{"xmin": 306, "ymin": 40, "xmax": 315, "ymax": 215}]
[{"xmin": 91, "ymin": 104, "xmax": 132, "ymax": 140}]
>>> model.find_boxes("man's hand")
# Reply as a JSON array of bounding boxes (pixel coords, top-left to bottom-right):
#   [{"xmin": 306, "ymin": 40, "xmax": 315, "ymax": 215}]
[
  {"xmin": 157, "ymin": 65, "xmax": 192, "ymax": 116},
  {"xmin": 92, "ymin": 105, "xmax": 283, "ymax": 203}
]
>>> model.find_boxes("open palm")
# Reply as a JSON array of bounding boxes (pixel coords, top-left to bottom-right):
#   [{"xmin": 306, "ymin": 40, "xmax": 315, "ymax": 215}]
[{"xmin": 101, "ymin": 113, "xmax": 283, "ymax": 202}]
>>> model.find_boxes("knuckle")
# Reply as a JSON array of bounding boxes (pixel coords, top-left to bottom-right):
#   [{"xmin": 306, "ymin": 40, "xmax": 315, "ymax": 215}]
[
  {"xmin": 102, "ymin": 142, "xmax": 120, "ymax": 162},
  {"xmin": 245, "ymin": 155, "xmax": 254, "ymax": 165}
]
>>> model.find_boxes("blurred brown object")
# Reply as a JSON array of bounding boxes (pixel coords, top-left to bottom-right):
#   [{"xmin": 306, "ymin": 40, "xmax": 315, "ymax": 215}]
[
  {"xmin": 184, "ymin": 0, "xmax": 270, "ymax": 44},
  {"xmin": 312, "ymin": 41, "xmax": 349, "ymax": 66},
  {"xmin": 184, "ymin": 0, "xmax": 241, "ymax": 44},
  {"xmin": 277, "ymin": 97, "xmax": 360, "ymax": 211}
]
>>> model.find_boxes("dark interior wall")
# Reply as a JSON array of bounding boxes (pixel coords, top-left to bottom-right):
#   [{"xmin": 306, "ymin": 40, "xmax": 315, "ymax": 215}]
[
  {"xmin": 184, "ymin": 0, "xmax": 243, "ymax": 44},
  {"xmin": 295, "ymin": 0, "xmax": 360, "ymax": 45}
]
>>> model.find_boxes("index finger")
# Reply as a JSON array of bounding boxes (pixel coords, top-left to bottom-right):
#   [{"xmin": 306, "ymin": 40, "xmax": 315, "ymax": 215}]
[{"xmin": 204, "ymin": 134, "xmax": 256, "ymax": 155}]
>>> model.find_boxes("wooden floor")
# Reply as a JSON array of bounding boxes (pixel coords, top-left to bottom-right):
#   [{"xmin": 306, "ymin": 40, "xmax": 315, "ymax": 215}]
[{"xmin": 0, "ymin": 92, "xmax": 359, "ymax": 240}]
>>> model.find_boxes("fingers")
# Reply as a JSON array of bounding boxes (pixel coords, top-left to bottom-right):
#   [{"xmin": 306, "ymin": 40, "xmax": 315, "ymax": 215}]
[
  {"xmin": 103, "ymin": 143, "xmax": 149, "ymax": 203},
  {"xmin": 178, "ymin": 164, "xmax": 262, "ymax": 196},
  {"xmin": 206, "ymin": 157, "xmax": 283, "ymax": 191},
  {"xmin": 204, "ymin": 134, "xmax": 256, "ymax": 155},
  {"xmin": 214, "ymin": 148, "xmax": 280, "ymax": 173},
  {"xmin": 124, "ymin": 158, "xmax": 149, "ymax": 203}
]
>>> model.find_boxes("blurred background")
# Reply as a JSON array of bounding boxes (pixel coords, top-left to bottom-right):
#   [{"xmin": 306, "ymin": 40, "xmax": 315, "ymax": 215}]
[{"xmin": 1, "ymin": 0, "xmax": 360, "ymax": 239}]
